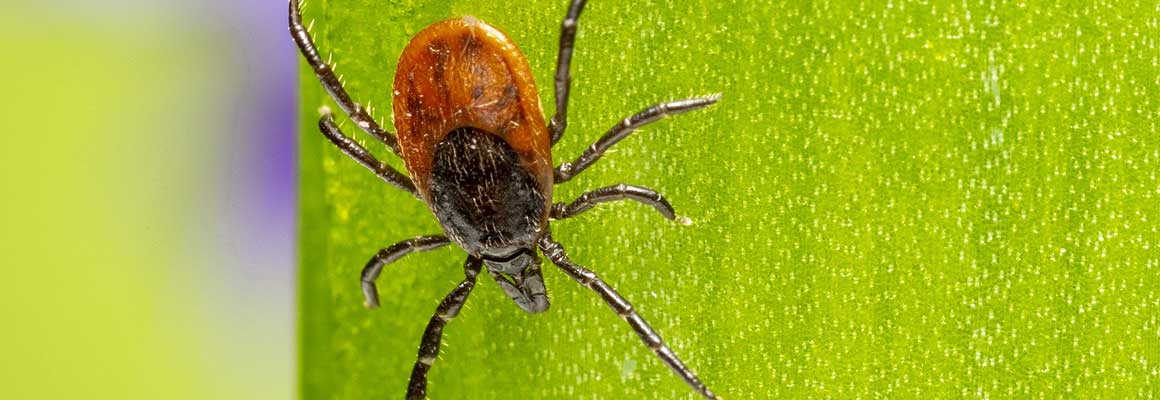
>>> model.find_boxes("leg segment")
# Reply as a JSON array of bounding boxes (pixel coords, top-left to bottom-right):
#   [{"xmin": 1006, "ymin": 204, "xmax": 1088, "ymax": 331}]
[
  {"xmin": 551, "ymin": 183, "xmax": 688, "ymax": 224},
  {"xmin": 290, "ymin": 0, "xmax": 401, "ymax": 155},
  {"xmin": 537, "ymin": 234, "xmax": 717, "ymax": 399},
  {"xmin": 407, "ymin": 256, "xmax": 483, "ymax": 400},
  {"xmin": 549, "ymin": 0, "xmax": 589, "ymax": 145},
  {"xmin": 318, "ymin": 113, "xmax": 418, "ymax": 197},
  {"xmin": 360, "ymin": 235, "xmax": 452, "ymax": 308},
  {"xmin": 554, "ymin": 95, "xmax": 722, "ymax": 183}
]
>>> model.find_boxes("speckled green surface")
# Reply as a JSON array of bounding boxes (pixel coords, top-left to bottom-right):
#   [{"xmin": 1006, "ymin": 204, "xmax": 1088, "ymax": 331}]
[{"xmin": 299, "ymin": 1, "xmax": 1160, "ymax": 398}]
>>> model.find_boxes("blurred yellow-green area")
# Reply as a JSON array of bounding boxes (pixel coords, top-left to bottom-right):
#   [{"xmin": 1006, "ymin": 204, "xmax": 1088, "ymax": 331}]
[{"xmin": 0, "ymin": 3, "xmax": 294, "ymax": 399}]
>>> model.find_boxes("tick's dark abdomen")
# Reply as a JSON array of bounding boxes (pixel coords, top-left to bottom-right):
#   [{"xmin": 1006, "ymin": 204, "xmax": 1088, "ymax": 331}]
[{"xmin": 429, "ymin": 127, "xmax": 546, "ymax": 259}]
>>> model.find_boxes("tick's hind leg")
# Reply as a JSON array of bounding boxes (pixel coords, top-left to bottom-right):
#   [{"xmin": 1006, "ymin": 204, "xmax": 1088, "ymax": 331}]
[
  {"xmin": 407, "ymin": 256, "xmax": 483, "ymax": 400},
  {"xmin": 538, "ymin": 233, "xmax": 717, "ymax": 400},
  {"xmin": 318, "ymin": 112, "xmax": 418, "ymax": 197},
  {"xmin": 548, "ymin": 0, "xmax": 589, "ymax": 145},
  {"xmin": 551, "ymin": 183, "xmax": 689, "ymax": 225},
  {"xmin": 290, "ymin": 0, "xmax": 401, "ymax": 154},
  {"xmin": 554, "ymin": 95, "xmax": 721, "ymax": 183},
  {"xmin": 360, "ymin": 236, "xmax": 452, "ymax": 308}
]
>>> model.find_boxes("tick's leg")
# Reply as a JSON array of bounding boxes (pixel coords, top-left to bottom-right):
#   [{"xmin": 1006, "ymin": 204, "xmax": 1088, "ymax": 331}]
[
  {"xmin": 486, "ymin": 262, "xmax": 550, "ymax": 314},
  {"xmin": 290, "ymin": 0, "xmax": 400, "ymax": 155},
  {"xmin": 538, "ymin": 234, "xmax": 717, "ymax": 400},
  {"xmin": 407, "ymin": 256, "xmax": 483, "ymax": 400},
  {"xmin": 551, "ymin": 183, "xmax": 690, "ymax": 224},
  {"xmin": 554, "ymin": 95, "xmax": 722, "ymax": 183},
  {"xmin": 360, "ymin": 235, "xmax": 452, "ymax": 308},
  {"xmin": 549, "ymin": 0, "xmax": 589, "ymax": 145},
  {"xmin": 318, "ymin": 113, "xmax": 418, "ymax": 197}
]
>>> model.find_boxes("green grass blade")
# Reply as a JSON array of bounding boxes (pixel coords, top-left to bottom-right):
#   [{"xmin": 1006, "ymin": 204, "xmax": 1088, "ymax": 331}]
[{"xmin": 300, "ymin": 1, "xmax": 1160, "ymax": 398}]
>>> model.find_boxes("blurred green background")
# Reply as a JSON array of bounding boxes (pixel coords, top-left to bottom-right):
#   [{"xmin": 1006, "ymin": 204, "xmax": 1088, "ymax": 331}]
[
  {"xmin": 1, "ymin": 1, "xmax": 294, "ymax": 399},
  {"xmin": 299, "ymin": 0, "xmax": 1159, "ymax": 399}
]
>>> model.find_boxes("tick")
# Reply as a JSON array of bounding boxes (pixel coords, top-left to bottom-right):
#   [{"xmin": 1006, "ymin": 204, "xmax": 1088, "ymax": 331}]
[{"xmin": 290, "ymin": 0, "xmax": 720, "ymax": 398}]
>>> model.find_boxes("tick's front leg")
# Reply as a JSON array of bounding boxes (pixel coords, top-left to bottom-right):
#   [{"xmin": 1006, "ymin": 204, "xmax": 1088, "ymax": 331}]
[
  {"xmin": 407, "ymin": 256, "xmax": 482, "ymax": 400},
  {"xmin": 538, "ymin": 233, "xmax": 718, "ymax": 399}
]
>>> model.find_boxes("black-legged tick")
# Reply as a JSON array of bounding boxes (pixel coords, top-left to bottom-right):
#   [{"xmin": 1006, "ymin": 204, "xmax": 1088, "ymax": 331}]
[{"xmin": 290, "ymin": 0, "xmax": 721, "ymax": 398}]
